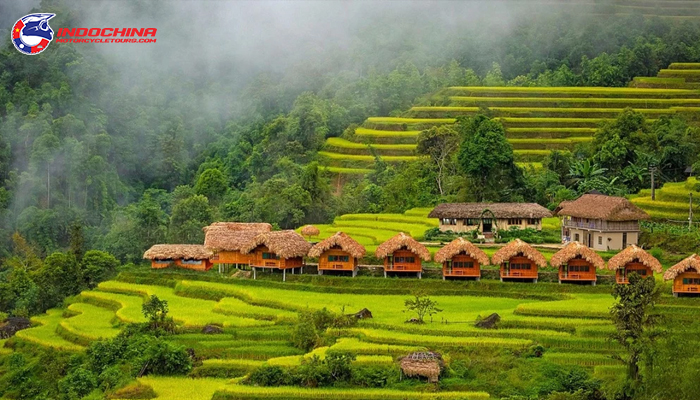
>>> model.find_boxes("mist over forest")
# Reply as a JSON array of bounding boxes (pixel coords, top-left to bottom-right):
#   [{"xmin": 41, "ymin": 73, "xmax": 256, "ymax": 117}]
[{"xmin": 1, "ymin": 0, "xmax": 700, "ymax": 260}]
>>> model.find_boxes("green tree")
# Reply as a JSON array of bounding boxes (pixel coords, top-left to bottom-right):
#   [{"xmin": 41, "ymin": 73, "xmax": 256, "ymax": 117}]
[
  {"xmin": 417, "ymin": 126, "xmax": 459, "ymax": 196},
  {"xmin": 457, "ymin": 115, "xmax": 524, "ymax": 201},
  {"xmin": 142, "ymin": 295, "xmax": 173, "ymax": 332},
  {"xmin": 610, "ymin": 273, "xmax": 660, "ymax": 396},
  {"xmin": 81, "ymin": 250, "xmax": 119, "ymax": 289},
  {"xmin": 195, "ymin": 168, "xmax": 228, "ymax": 204},
  {"xmin": 403, "ymin": 294, "xmax": 442, "ymax": 324},
  {"xmin": 168, "ymin": 194, "xmax": 212, "ymax": 243}
]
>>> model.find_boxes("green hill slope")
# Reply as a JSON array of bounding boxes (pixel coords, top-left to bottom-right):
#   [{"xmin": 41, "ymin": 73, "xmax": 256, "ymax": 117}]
[{"xmin": 320, "ymin": 63, "xmax": 700, "ymax": 176}]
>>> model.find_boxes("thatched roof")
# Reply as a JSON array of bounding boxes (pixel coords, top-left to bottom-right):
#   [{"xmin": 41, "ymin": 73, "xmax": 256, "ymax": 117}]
[
  {"xmin": 607, "ymin": 245, "xmax": 662, "ymax": 272},
  {"xmin": 549, "ymin": 242, "xmax": 605, "ymax": 269},
  {"xmin": 203, "ymin": 222, "xmax": 272, "ymax": 252},
  {"xmin": 400, "ymin": 352, "xmax": 444, "ymax": 383},
  {"xmin": 491, "ymin": 239, "xmax": 547, "ymax": 267},
  {"xmin": 143, "ymin": 244, "xmax": 213, "ymax": 260},
  {"xmin": 300, "ymin": 225, "xmax": 320, "ymax": 236},
  {"xmin": 375, "ymin": 232, "xmax": 431, "ymax": 261},
  {"xmin": 240, "ymin": 230, "xmax": 312, "ymax": 259},
  {"xmin": 428, "ymin": 203, "xmax": 551, "ymax": 219},
  {"xmin": 307, "ymin": 232, "xmax": 366, "ymax": 259},
  {"xmin": 555, "ymin": 194, "xmax": 649, "ymax": 221},
  {"xmin": 664, "ymin": 254, "xmax": 700, "ymax": 281},
  {"xmin": 434, "ymin": 237, "xmax": 490, "ymax": 264}
]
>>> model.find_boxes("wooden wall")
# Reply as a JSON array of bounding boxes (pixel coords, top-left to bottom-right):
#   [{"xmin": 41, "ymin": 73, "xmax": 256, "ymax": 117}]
[
  {"xmin": 559, "ymin": 258, "xmax": 596, "ymax": 282},
  {"xmin": 500, "ymin": 256, "xmax": 538, "ymax": 279},
  {"xmin": 384, "ymin": 249, "xmax": 422, "ymax": 272},
  {"xmin": 318, "ymin": 249, "xmax": 357, "ymax": 271},
  {"xmin": 616, "ymin": 262, "xmax": 653, "ymax": 284},
  {"xmin": 443, "ymin": 254, "xmax": 480, "ymax": 277}
]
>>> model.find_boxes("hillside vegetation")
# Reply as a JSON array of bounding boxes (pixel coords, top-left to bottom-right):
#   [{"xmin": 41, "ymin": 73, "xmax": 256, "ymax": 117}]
[{"xmin": 320, "ymin": 63, "xmax": 700, "ymax": 175}]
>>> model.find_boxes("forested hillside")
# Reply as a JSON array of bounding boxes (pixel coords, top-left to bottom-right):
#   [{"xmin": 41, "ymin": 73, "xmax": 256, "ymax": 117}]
[{"xmin": 3, "ymin": 0, "xmax": 700, "ymax": 264}]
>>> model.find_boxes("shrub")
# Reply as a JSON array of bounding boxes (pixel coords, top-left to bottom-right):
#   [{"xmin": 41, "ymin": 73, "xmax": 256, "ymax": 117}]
[
  {"xmin": 351, "ymin": 365, "xmax": 398, "ymax": 388},
  {"xmin": 106, "ymin": 383, "xmax": 156, "ymax": 399},
  {"xmin": 247, "ymin": 365, "xmax": 291, "ymax": 386},
  {"xmin": 58, "ymin": 367, "xmax": 98, "ymax": 400}
]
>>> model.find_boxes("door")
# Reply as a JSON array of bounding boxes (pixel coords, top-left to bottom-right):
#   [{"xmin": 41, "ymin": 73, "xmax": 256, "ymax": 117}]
[
  {"xmin": 482, "ymin": 218, "xmax": 492, "ymax": 233},
  {"xmin": 622, "ymin": 232, "xmax": 627, "ymax": 248}
]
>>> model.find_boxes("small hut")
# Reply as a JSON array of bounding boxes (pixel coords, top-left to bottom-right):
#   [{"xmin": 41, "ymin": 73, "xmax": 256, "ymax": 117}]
[
  {"xmin": 492, "ymin": 239, "xmax": 547, "ymax": 283},
  {"xmin": 550, "ymin": 242, "xmax": 604, "ymax": 285},
  {"xmin": 400, "ymin": 352, "xmax": 444, "ymax": 383},
  {"xmin": 376, "ymin": 232, "xmax": 431, "ymax": 278},
  {"xmin": 300, "ymin": 225, "xmax": 321, "ymax": 238},
  {"xmin": 240, "ymin": 230, "xmax": 312, "ymax": 281},
  {"xmin": 203, "ymin": 222, "xmax": 272, "ymax": 271},
  {"xmin": 434, "ymin": 237, "xmax": 489, "ymax": 280},
  {"xmin": 143, "ymin": 244, "xmax": 213, "ymax": 271},
  {"xmin": 664, "ymin": 254, "xmax": 700, "ymax": 297},
  {"xmin": 308, "ymin": 232, "xmax": 366, "ymax": 277},
  {"xmin": 607, "ymin": 245, "xmax": 662, "ymax": 284}
]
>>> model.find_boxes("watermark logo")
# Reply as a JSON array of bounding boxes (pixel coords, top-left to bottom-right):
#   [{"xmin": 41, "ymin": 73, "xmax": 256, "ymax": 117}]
[{"xmin": 12, "ymin": 13, "xmax": 56, "ymax": 55}]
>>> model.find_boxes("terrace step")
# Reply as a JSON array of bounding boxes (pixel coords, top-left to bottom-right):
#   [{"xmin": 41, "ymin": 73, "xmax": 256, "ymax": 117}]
[
  {"xmin": 445, "ymin": 86, "xmax": 700, "ymax": 99},
  {"xmin": 410, "ymin": 106, "xmax": 675, "ymax": 119},
  {"xmin": 505, "ymin": 127, "xmax": 596, "ymax": 139},
  {"xmin": 658, "ymin": 69, "xmax": 700, "ymax": 82},
  {"xmin": 449, "ymin": 96, "xmax": 700, "ymax": 108},
  {"xmin": 323, "ymin": 138, "xmax": 416, "ymax": 156}
]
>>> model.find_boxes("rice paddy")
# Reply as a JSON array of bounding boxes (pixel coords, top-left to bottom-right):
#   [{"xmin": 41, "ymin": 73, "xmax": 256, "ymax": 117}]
[
  {"xmin": 12, "ymin": 264, "xmax": 700, "ymax": 399},
  {"xmin": 319, "ymin": 64, "xmax": 700, "ymax": 176},
  {"xmin": 629, "ymin": 177, "xmax": 700, "ymax": 221}
]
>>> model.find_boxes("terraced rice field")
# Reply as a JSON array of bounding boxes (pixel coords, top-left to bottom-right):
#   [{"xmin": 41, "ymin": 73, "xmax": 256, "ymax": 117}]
[
  {"xmin": 10, "ymin": 273, "xmax": 643, "ymax": 399},
  {"xmin": 630, "ymin": 176, "xmax": 700, "ymax": 220},
  {"xmin": 320, "ymin": 63, "xmax": 700, "ymax": 176},
  {"xmin": 297, "ymin": 207, "xmax": 439, "ymax": 253}
]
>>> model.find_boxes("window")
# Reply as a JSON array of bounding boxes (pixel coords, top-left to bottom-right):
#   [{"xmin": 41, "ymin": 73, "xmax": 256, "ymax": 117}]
[
  {"xmin": 181, "ymin": 259, "xmax": 203, "ymax": 265},
  {"xmin": 527, "ymin": 218, "xmax": 539, "ymax": 225},
  {"xmin": 574, "ymin": 233, "xmax": 580, "ymax": 241},
  {"xmin": 395, "ymin": 257, "xmax": 415, "ymax": 263},
  {"xmin": 328, "ymin": 255, "xmax": 350, "ymax": 262},
  {"xmin": 510, "ymin": 263, "xmax": 531, "ymax": 270},
  {"xmin": 442, "ymin": 218, "xmax": 457, "ymax": 225},
  {"xmin": 598, "ymin": 236, "xmax": 603, "ymax": 245},
  {"xmin": 262, "ymin": 252, "xmax": 279, "ymax": 260},
  {"xmin": 569, "ymin": 265, "xmax": 590, "ymax": 272},
  {"xmin": 466, "ymin": 218, "xmax": 480, "ymax": 226},
  {"xmin": 683, "ymin": 278, "xmax": 700, "ymax": 285},
  {"xmin": 154, "ymin": 258, "xmax": 173, "ymax": 263},
  {"xmin": 454, "ymin": 261, "xmax": 474, "ymax": 268},
  {"xmin": 508, "ymin": 218, "xmax": 522, "ymax": 225}
]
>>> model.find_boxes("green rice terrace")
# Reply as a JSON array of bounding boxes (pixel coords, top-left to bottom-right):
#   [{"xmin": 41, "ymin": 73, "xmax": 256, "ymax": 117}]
[
  {"xmin": 630, "ymin": 176, "xmax": 700, "ymax": 221},
  {"xmin": 320, "ymin": 63, "xmax": 700, "ymax": 176},
  {"xmin": 6, "ymin": 266, "xmax": 700, "ymax": 400}
]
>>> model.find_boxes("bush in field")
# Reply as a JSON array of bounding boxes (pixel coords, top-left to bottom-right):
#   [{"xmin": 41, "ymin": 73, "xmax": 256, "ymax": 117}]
[
  {"xmin": 142, "ymin": 295, "xmax": 174, "ymax": 334},
  {"xmin": 496, "ymin": 226, "xmax": 560, "ymax": 244},
  {"xmin": 58, "ymin": 367, "xmax": 98, "ymax": 400},
  {"xmin": 351, "ymin": 365, "xmax": 398, "ymax": 388},
  {"xmin": 248, "ymin": 365, "xmax": 292, "ymax": 386},
  {"xmin": 292, "ymin": 308, "xmax": 355, "ymax": 352}
]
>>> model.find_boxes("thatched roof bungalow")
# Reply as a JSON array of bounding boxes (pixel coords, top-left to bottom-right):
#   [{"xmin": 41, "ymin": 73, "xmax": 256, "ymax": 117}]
[
  {"xmin": 556, "ymin": 193, "xmax": 649, "ymax": 250},
  {"xmin": 664, "ymin": 254, "xmax": 700, "ymax": 296},
  {"xmin": 143, "ymin": 244, "xmax": 213, "ymax": 271},
  {"xmin": 435, "ymin": 237, "xmax": 489, "ymax": 280},
  {"xmin": 309, "ymin": 232, "xmax": 365, "ymax": 277},
  {"xmin": 203, "ymin": 222, "xmax": 272, "ymax": 267},
  {"xmin": 492, "ymin": 239, "xmax": 546, "ymax": 282},
  {"xmin": 607, "ymin": 245, "xmax": 662, "ymax": 284},
  {"xmin": 550, "ymin": 242, "xmax": 604, "ymax": 285},
  {"xmin": 428, "ymin": 203, "xmax": 551, "ymax": 238},
  {"xmin": 241, "ymin": 230, "xmax": 312, "ymax": 280},
  {"xmin": 376, "ymin": 232, "xmax": 430, "ymax": 278}
]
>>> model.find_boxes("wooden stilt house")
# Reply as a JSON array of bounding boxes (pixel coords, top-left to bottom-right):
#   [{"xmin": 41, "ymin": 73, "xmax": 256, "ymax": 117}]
[
  {"xmin": 606, "ymin": 245, "xmax": 662, "ymax": 284},
  {"xmin": 240, "ymin": 230, "xmax": 312, "ymax": 281},
  {"xmin": 434, "ymin": 237, "xmax": 489, "ymax": 280},
  {"xmin": 664, "ymin": 254, "xmax": 700, "ymax": 297},
  {"xmin": 550, "ymin": 241, "xmax": 604, "ymax": 285},
  {"xmin": 143, "ymin": 244, "xmax": 213, "ymax": 271},
  {"xmin": 308, "ymin": 232, "xmax": 366, "ymax": 277},
  {"xmin": 375, "ymin": 232, "xmax": 431, "ymax": 278},
  {"xmin": 203, "ymin": 222, "xmax": 272, "ymax": 272},
  {"xmin": 492, "ymin": 239, "xmax": 546, "ymax": 282}
]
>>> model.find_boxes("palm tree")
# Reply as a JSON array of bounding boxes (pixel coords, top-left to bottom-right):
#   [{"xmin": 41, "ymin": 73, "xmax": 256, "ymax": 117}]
[{"xmin": 568, "ymin": 159, "xmax": 608, "ymax": 186}]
